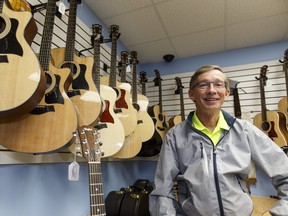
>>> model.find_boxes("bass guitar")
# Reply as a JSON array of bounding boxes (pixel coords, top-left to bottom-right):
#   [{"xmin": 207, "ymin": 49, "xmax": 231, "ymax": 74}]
[
  {"xmin": 50, "ymin": 0, "xmax": 102, "ymax": 127},
  {"xmin": 253, "ymin": 65, "xmax": 288, "ymax": 148},
  {"xmin": 138, "ymin": 69, "xmax": 168, "ymax": 157},
  {"xmin": 100, "ymin": 25, "xmax": 137, "ymax": 137},
  {"xmin": 112, "ymin": 51, "xmax": 142, "ymax": 158},
  {"xmin": 0, "ymin": 0, "xmax": 78, "ymax": 153},
  {"xmin": 91, "ymin": 23, "xmax": 124, "ymax": 157},
  {"xmin": 77, "ymin": 126, "xmax": 106, "ymax": 216},
  {"xmin": 168, "ymin": 77, "xmax": 185, "ymax": 128},
  {"xmin": 0, "ymin": 0, "xmax": 45, "ymax": 119}
]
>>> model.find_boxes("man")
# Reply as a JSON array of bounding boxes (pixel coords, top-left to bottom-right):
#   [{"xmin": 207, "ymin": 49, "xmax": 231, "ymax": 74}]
[{"xmin": 149, "ymin": 65, "xmax": 288, "ymax": 216}]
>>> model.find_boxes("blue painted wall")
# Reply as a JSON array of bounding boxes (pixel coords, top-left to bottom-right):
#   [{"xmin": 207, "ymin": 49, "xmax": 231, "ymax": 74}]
[{"xmin": 0, "ymin": 2, "xmax": 286, "ymax": 215}]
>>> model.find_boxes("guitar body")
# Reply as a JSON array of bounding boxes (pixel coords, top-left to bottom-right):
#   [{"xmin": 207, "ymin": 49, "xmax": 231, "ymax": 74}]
[
  {"xmin": 137, "ymin": 94, "xmax": 155, "ymax": 142},
  {"xmin": 253, "ymin": 110, "xmax": 288, "ymax": 148},
  {"xmin": 149, "ymin": 104, "xmax": 169, "ymax": 140},
  {"xmin": 113, "ymin": 123, "xmax": 142, "ymax": 158},
  {"xmin": 278, "ymin": 96, "xmax": 288, "ymax": 121},
  {"xmin": 50, "ymin": 47, "xmax": 102, "ymax": 127},
  {"xmin": 96, "ymin": 84, "xmax": 125, "ymax": 157},
  {"xmin": 0, "ymin": 2, "xmax": 45, "ymax": 118},
  {"xmin": 169, "ymin": 115, "xmax": 182, "ymax": 128},
  {"xmin": 0, "ymin": 64, "xmax": 78, "ymax": 153},
  {"xmin": 101, "ymin": 76, "xmax": 138, "ymax": 136}
]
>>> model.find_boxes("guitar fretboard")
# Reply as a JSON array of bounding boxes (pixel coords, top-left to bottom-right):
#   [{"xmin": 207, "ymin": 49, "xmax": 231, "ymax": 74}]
[{"xmin": 88, "ymin": 162, "xmax": 106, "ymax": 216}]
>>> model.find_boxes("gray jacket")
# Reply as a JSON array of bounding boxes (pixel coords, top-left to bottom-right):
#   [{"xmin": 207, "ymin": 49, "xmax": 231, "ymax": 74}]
[{"xmin": 149, "ymin": 110, "xmax": 288, "ymax": 216}]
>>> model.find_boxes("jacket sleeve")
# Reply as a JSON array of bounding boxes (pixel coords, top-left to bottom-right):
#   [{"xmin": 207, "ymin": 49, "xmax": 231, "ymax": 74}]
[
  {"xmin": 149, "ymin": 127, "xmax": 180, "ymax": 216},
  {"xmin": 246, "ymin": 122, "xmax": 288, "ymax": 216}
]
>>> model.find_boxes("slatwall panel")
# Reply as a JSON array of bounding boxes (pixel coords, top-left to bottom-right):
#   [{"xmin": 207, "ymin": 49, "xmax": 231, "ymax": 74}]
[
  {"xmin": 145, "ymin": 60, "xmax": 286, "ymax": 124},
  {"xmin": 27, "ymin": 0, "xmax": 134, "ymax": 83}
]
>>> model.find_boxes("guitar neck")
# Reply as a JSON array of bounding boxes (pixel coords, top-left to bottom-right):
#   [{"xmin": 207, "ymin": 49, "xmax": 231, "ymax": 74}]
[
  {"xmin": 92, "ymin": 26, "xmax": 102, "ymax": 94},
  {"xmin": 65, "ymin": 0, "xmax": 78, "ymax": 62},
  {"xmin": 88, "ymin": 162, "xmax": 106, "ymax": 216},
  {"xmin": 38, "ymin": 0, "xmax": 57, "ymax": 71},
  {"xmin": 158, "ymin": 80, "xmax": 163, "ymax": 113},
  {"xmin": 259, "ymin": 78, "xmax": 268, "ymax": 121},
  {"xmin": 233, "ymin": 87, "xmax": 242, "ymax": 119},
  {"xmin": 109, "ymin": 26, "xmax": 119, "ymax": 87},
  {"xmin": 179, "ymin": 88, "xmax": 185, "ymax": 121}
]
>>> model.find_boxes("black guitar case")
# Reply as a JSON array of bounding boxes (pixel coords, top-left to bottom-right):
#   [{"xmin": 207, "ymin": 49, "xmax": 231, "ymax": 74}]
[{"xmin": 105, "ymin": 179, "xmax": 153, "ymax": 216}]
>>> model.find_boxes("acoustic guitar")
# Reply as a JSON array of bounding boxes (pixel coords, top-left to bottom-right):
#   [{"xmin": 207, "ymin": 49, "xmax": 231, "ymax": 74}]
[
  {"xmin": 0, "ymin": 0, "xmax": 45, "ymax": 119},
  {"xmin": 130, "ymin": 51, "xmax": 154, "ymax": 142},
  {"xmin": 77, "ymin": 126, "xmax": 106, "ymax": 216},
  {"xmin": 0, "ymin": 0, "xmax": 78, "ymax": 153},
  {"xmin": 50, "ymin": 0, "xmax": 102, "ymax": 127},
  {"xmin": 100, "ymin": 25, "xmax": 137, "ymax": 137},
  {"xmin": 91, "ymin": 23, "xmax": 124, "ymax": 157},
  {"xmin": 253, "ymin": 65, "xmax": 288, "ymax": 148},
  {"xmin": 138, "ymin": 69, "xmax": 168, "ymax": 157},
  {"xmin": 278, "ymin": 49, "xmax": 288, "ymax": 120},
  {"xmin": 112, "ymin": 51, "xmax": 142, "ymax": 159},
  {"xmin": 168, "ymin": 77, "xmax": 185, "ymax": 128}
]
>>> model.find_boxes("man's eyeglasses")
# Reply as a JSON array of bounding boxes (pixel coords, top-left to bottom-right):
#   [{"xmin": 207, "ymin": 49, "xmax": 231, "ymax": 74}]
[{"xmin": 193, "ymin": 81, "xmax": 226, "ymax": 90}]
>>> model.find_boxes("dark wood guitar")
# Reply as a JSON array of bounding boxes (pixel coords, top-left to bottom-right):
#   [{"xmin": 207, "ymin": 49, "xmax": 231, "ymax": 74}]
[
  {"xmin": 77, "ymin": 126, "xmax": 106, "ymax": 216},
  {"xmin": 138, "ymin": 69, "xmax": 168, "ymax": 157},
  {"xmin": 168, "ymin": 77, "xmax": 185, "ymax": 128},
  {"xmin": 112, "ymin": 50, "xmax": 142, "ymax": 158},
  {"xmin": 0, "ymin": 0, "xmax": 46, "ymax": 119},
  {"xmin": 50, "ymin": 0, "xmax": 102, "ymax": 127},
  {"xmin": 91, "ymin": 23, "xmax": 124, "ymax": 157},
  {"xmin": 253, "ymin": 65, "xmax": 288, "ymax": 148},
  {"xmin": 0, "ymin": 0, "xmax": 78, "ymax": 153},
  {"xmin": 100, "ymin": 25, "xmax": 137, "ymax": 137}
]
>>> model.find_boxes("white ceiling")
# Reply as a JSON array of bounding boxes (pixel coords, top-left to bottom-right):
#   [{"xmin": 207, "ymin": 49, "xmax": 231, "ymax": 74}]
[{"xmin": 85, "ymin": 0, "xmax": 288, "ymax": 64}]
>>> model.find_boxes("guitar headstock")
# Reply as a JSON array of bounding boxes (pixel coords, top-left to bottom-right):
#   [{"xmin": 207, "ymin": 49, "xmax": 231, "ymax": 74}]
[
  {"xmin": 109, "ymin": 25, "xmax": 120, "ymax": 39},
  {"xmin": 121, "ymin": 51, "xmax": 129, "ymax": 65},
  {"xmin": 130, "ymin": 51, "xmax": 138, "ymax": 64},
  {"xmin": 256, "ymin": 65, "xmax": 268, "ymax": 85},
  {"xmin": 154, "ymin": 69, "xmax": 162, "ymax": 86},
  {"xmin": 140, "ymin": 71, "xmax": 147, "ymax": 84},
  {"xmin": 77, "ymin": 126, "xmax": 102, "ymax": 162},
  {"xmin": 91, "ymin": 24, "xmax": 102, "ymax": 45},
  {"xmin": 175, "ymin": 77, "xmax": 184, "ymax": 94},
  {"xmin": 279, "ymin": 49, "xmax": 288, "ymax": 72}
]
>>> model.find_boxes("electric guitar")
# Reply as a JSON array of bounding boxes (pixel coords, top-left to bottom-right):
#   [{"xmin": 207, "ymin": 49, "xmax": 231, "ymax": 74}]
[
  {"xmin": 168, "ymin": 77, "xmax": 185, "ymax": 128},
  {"xmin": 100, "ymin": 25, "xmax": 137, "ymax": 137},
  {"xmin": 77, "ymin": 126, "xmax": 106, "ymax": 216},
  {"xmin": 91, "ymin": 23, "xmax": 124, "ymax": 157},
  {"xmin": 0, "ymin": 0, "xmax": 45, "ymax": 119},
  {"xmin": 50, "ymin": 0, "xmax": 102, "ymax": 127},
  {"xmin": 112, "ymin": 51, "xmax": 142, "ymax": 158},
  {"xmin": 138, "ymin": 69, "xmax": 168, "ymax": 157},
  {"xmin": 253, "ymin": 65, "xmax": 288, "ymax": 148},
  {"xmin": 0, "ymin": 0, "xmax": 78, "ymax": 153}
]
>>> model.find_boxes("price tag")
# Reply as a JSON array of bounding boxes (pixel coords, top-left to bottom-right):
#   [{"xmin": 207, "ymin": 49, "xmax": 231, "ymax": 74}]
[
  {"xmin": 58, "ymin": 1, "xmax": 66, "ymax": 15},
  {"xmin": 68, "ymin": 161, "xmax": 80, "ymax": 181}
]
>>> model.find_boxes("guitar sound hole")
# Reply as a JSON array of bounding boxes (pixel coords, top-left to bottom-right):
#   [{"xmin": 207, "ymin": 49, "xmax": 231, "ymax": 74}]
[
  {"xmin": 0, "ymin": 17, "xmax": 5, "ymax": 33},
  {"xmin": 261, "ymin": 121, "xmax": 270, "ymax": 131},
  {"xmin": 45, "ymin": 73, "xmax": 52, "ymax": 89}
]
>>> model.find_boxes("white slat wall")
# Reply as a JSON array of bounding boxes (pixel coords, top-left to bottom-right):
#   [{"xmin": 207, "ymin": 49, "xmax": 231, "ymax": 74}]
[{"xmin": 145, "ymin": 60, "xmax": 286, "ymax": 124}]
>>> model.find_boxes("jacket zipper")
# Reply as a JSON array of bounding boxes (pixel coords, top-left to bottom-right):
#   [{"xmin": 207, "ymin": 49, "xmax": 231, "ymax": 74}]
[{"xmin": 213, "ymin": 148, "xmax": 225, "ymax": 216}]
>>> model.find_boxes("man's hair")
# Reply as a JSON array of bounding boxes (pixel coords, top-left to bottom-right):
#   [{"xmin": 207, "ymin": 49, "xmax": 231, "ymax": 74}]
[{"xmin": 189, "ymin": 65, "xmax": 229, "ymax": 89}]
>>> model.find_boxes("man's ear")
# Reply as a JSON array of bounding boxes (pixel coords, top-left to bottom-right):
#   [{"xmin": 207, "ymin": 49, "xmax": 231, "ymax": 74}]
[
  {"xmin": 188, "ymin": 89, "xmax": 196, "ymax": 102},
  {"xmin": 224, "ymin": 88, "xmax": 230, "ymax": 100}
]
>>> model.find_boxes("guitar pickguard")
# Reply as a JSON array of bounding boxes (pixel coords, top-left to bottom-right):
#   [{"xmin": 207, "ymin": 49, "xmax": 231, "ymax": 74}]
[{"xmin": 0, "ymin": 18, "xmax": 22, "ymax": 57}]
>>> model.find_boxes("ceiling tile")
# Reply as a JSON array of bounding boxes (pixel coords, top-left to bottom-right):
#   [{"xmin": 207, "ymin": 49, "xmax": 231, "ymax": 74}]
[
  {"xmin": 171, "ymin": 27, "xmax": 225, "ymax": 57},
  {"xmin": 227, "ymin": 14, "xmax": 288, "ymax": 50},
  {"xmin": 155, "ymin": 0, "xmax": 225, "ymax": 37},
  {"xmin": 127, "ymin": 39, "xmax": 175, "ymax": 64},
  {"xmin": 103, "ymin": 6, "xmax": 167, "ymax": 46}
]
